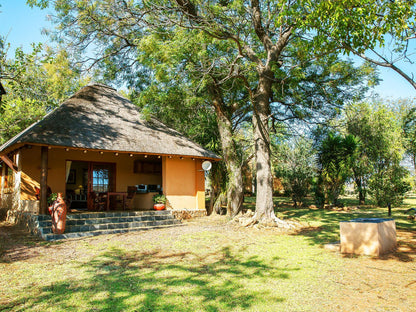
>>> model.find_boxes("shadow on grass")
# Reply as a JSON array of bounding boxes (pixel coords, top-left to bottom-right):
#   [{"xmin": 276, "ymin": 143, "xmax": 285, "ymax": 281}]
[
  {"xmin": 2, "ymin": 246, "xmax": 292, "ymax": 311},
  {"xmin": 0, "ymin": 221, "xmax": 60, "ymax": 263},
  {"xmin": 273, "ymin": 198, "xmax": 416, "ymax": 262}
]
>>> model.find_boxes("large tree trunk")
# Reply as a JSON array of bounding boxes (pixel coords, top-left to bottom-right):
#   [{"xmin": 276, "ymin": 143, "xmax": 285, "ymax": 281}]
[
  {"xmin": 353, "ymin": 166, "xmax": 366, "ymax": 205},
  {"xmin": 252, "ymin": 70, "xmax": 276, "ymax": 224},
  {"xmin": 210, "ymin": 84, "xmax": 244, "ymax": 217},
  {"xmin": 226, "ymin": 160, "xmax": 244, "ymax": 217},
  {"xmin": 355, "ymin": 177, "xmax": 366, "ymax": 205}
]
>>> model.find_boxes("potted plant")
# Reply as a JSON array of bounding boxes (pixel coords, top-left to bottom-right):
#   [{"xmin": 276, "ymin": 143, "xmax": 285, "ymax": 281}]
[
  {"xmin": 153, "ymin": 194, "xmax": 166, "ymax": 210},
  {"xmin": 47, "ymin": 193, "xmax": 58, "ymax": 213}
]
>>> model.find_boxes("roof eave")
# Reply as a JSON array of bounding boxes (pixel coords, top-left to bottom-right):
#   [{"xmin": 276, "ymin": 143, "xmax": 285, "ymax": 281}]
[{"xmin": 0, "ymin": 142, "xmax": 221, "ymax": 161}]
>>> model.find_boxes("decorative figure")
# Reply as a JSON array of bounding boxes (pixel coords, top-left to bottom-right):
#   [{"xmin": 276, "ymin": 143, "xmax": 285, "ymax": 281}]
[{"xmin": 49, "ymin": 192, "xmax": 67, "ymax": 234}]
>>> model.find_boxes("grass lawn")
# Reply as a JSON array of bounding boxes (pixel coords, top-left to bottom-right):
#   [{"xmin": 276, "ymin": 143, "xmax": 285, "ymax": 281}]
[{"xmin": 0, "ymin": 196, "xmax": 415, "ymax": 311}]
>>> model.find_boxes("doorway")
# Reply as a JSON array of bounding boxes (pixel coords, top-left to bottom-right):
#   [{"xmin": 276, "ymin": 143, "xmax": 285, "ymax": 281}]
[{"xmin": 65, "ymin": 161, "xmax": 116, "ymax": 211}]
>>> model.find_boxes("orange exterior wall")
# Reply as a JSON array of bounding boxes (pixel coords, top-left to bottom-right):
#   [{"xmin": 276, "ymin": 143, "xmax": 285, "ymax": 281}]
[
  {"xmin": 19, "ymin": 146, "xmax": 161, "ymax": 198},
  {"xmin": 17, "ymin": 146, "xmax": 205, "ymax": 211},
  {"xmin": 20, "ymin": 147, "xmax": 41, "ymax": 200},
  {"xmin": 163, "ymin": 157, "xmax": 205, "ymax": 210}
]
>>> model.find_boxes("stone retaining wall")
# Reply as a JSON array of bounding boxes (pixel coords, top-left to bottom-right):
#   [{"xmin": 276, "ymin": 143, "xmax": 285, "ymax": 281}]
[
  {"xmin": 171, "ymin": 209, "xmax": 207, "ymax": 220},
  {"xmin": 6, "ymin": 211, "xmax": 41, "ymax": 236}
]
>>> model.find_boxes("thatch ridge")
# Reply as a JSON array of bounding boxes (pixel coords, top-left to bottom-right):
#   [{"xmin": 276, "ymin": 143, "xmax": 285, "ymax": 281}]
[{"xmin": 0, "ymin": 84, "xmax": 220, "ymax": 159}]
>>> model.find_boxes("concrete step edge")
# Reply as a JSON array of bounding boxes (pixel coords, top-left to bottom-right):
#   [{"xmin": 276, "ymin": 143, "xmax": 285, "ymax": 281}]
[
  {"xmin": 42, "ymin": 223, "xmax": 185, "ymax": 241},
  {"xmin": 37, "ymin": 215, "xmax": 175, "ymax": 227},
  {"xmin": 38, "ymin": 219, "xmax": 181, "ymax": 235}
]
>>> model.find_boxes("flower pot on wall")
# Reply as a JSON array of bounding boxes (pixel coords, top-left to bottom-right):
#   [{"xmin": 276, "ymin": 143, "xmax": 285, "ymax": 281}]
[{"xmin": 49, "ymin": 193, "xmax": 67, "ymax": 234}]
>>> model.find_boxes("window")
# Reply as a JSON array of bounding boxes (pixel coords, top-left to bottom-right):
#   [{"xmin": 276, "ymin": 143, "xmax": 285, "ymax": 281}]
[
  {"xmin": 134, "ymin": 160, "xmax": 162, "ymax": 174},
  {"xmin": 92, "ymin": 167, "xmax": 110, "ymax": 193}
]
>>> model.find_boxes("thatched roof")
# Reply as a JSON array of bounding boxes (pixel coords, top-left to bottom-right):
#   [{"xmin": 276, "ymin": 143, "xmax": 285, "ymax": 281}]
[{"xmin": 0, "ymin": 84, "xmax": 220, "ymax": 160}]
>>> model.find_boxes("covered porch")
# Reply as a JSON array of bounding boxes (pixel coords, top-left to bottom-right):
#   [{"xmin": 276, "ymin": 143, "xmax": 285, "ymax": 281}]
[
  {"xmin": 0, "ymin": 84, "xmax": 219, "ymax": 224},
  {"xmin": 1, "ymin": 144, "xmax": 206, "ymax": 218}
]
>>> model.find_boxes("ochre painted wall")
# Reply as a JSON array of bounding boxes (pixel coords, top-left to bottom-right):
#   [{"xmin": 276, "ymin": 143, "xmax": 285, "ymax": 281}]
[
  {"xmin": 17, "ymin": 146, "xmax": 206, "ymax": 210},
  {"xmin": 163, "ymin": 157, "xmax": 205, "ymax": 210},
  {"xmin": 19, "ymin": 146, "xmax": 161, "ymax": 197},
  {"xmin": 20, "ymin": 148, "xmax": 41, "ymax": 200}
]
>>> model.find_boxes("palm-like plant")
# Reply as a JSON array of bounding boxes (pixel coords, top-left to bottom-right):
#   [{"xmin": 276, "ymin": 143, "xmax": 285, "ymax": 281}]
[{"xmin": 317, "ymin": 132, "xmax": 358, "ymax": 205}]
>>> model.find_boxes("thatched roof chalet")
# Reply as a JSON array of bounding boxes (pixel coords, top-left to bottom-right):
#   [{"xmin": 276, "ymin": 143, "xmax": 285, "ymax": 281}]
[{"xmin": 0, "ymin": 84, "xmax": 220, "ymax": 160}]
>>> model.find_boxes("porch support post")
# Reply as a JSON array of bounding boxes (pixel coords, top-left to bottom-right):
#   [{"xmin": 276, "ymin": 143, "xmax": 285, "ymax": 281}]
[
  {"xmin": 12, "ymin": 151, "xmax": 22, "ymax": 211},
  {"xmin": 40, "ymin": 146, "xmax": 48, "ymax": 214}
]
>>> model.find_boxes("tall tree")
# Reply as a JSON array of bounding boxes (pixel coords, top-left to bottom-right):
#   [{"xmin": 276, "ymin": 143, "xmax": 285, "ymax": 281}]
[
  {"xmin": 316, "ymin": 132, "xmax": 357, "ymax": 206},
  {"xmin": 29, "ymin": 0, "xmax": 377, "ymax": 225},
  {"xmin": 400, "ymin": 100, "xmax": 416, "ymax": 173},
  {"xmin": 343, "ymin": 104, "xmax": 373, "ymax": 204},
  {"xmin": 274, "ymin": 138, "xmax": 315, "ymax": 208},
  {"xmin": 132, "ymin": 29, "xmax": 252, "ymax": 217},
  {"xmin": 345, "ymin": 102, "xmax": 410, "ymax": 207}
]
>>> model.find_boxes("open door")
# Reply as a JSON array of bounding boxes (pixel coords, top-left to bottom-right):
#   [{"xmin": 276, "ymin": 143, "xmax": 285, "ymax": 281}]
[
  {"xmin": 87, "ymin": 162, "xmax": 116, "ymax": 210},
  {"xmin": 66, "ymin": 160, "xmax": 116, "ymax": 211}
]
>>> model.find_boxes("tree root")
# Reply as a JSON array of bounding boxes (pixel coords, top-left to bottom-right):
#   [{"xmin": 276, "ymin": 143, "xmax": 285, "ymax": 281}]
[{"xmin": 233, "ymin": 209, "xmax": 300, "ymax": 230}]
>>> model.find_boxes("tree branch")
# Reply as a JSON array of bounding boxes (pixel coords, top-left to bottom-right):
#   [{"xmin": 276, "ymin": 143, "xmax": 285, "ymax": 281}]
[{"xmin": 342, "ymin": 43, "xmax": 416, "ymax": 91}]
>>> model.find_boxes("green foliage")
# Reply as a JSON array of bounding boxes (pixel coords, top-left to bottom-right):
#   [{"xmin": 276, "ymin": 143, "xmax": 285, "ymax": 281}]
[
  {"xmin": 301, "ymin": 0, "xmax": 416, "ymax": 54},
  {"xmin": 152, "ymin": 194, "xmax": 167, "ymax": 204},
  {"xmin": 0, "ymin": 37, "xmax": 86, "ymax": 144},
  {"xmin": 345, "ymin": 102, "xmax": 410, "ymax": 206},
  {"xmin": 272, "ymin": 40, "xmax": 376, "ymax": 124},
  {"xmin": 316, "ymin": 132, "xmax": 358, "ymax": 205},
  {"xmin": 28, "ymin": 0, "xmax": 392, "ymax": 216},
  {"xmin": 399, "ymin": 99, "xmax": 416, "ymax": 172},
  {"xmin": 47, "ymin": 193, "xmax": 58, "ymax": 205},
  {"xmin": 131, "ymin": 85, "xmax": 220, "ymax": 154},
  {"xmin": 274, "ymin": 138, "xmax": 316, "ymax": 207},
  {"xmin": 369, "ymin": 164, "xmax": 411, "ymax": 207}
]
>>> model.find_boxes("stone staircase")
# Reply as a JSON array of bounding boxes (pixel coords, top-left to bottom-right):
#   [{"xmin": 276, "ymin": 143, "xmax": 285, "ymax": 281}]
[{"xmin": 30, "ymin": 210, "xmax": 182, "ymax": 241}]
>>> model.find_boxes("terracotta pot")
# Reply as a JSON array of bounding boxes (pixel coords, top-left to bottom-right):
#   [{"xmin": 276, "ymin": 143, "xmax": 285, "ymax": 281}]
[
  {"xmin": 50, "ymin": 193, "xmax": 67, "ymax": 234},
  {"xmin": 153, "ymin": 203, "xmax": 165, "ymax": 211}
]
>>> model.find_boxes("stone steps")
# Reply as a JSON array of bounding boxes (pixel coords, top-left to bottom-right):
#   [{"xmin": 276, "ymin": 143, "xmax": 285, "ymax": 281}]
[
  {"xmin": 30, "ymin": 210, "xmax": 182, "ymax": 241},
  {"xmin": 37, "ymin": 214, "xmax": 173, "ymax": 228}
]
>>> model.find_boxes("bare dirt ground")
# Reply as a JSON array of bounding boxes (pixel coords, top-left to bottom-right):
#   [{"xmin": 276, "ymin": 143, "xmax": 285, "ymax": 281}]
[{"xmin": 1, "ymin": 215, "xmax": 415, "ymax": 311}]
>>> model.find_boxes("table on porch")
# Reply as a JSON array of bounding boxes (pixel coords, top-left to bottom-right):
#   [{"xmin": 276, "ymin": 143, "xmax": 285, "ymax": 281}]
[{"xmin": 106, "ymin": 192, "xmax": 128, "ymax": 211}]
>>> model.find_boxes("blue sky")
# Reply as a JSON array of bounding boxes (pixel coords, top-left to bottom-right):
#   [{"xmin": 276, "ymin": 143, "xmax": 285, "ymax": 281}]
[{"xmin": 1, "ymin": 0, "xmax": 415, "ymax": 100}]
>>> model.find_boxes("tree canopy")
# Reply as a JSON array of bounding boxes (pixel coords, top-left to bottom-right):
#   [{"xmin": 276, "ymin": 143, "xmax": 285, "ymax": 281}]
[
  {"xmin": 0, "ymin": 37, "xmax": 86, "ymax": 144},
  {"xmin": 344, "ymin": 101, "xmax": 411, "ymax": 207},
  {"xmin": 27, "ymin": 0, "xmax": 379, "ymax": 220},
  {"xmin": 18, "ymin": 0, "xmax": 415, "ymax": 222}
]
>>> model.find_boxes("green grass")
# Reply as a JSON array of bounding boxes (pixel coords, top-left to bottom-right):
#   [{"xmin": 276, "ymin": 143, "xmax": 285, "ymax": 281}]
[
  {"xmin": 271, "ymin": 195, "xmax": 415, "ymax": 245},
  {"xmin": 0, "ymin": 196, "xmax": 415, "ymax": 311},
  {"xmin": 1, "ymin": 232, "xmax": 341, "ymax": 311}
]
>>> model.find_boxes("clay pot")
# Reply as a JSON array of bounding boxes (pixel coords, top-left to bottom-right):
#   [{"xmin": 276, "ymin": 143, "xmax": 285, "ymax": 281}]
[
  {"xmin": 153, "ymin": 204, "xmax": 165, "ymax": 211},
  {"xmin": 50, "ymin": 193, "xmax": 67, "ymax": 234}
]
